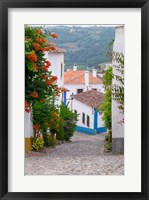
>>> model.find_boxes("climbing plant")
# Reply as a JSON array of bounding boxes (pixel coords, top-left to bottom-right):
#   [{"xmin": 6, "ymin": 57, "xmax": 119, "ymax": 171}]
[
  {"xmin": 112, "ymin": 52, "xmax": 124, "ymax": 120},
  {"xmin": 98, "ymin": 67, "xmax": 112, "ymax": 130},
  {"xmin": 98, "ymin": 67, "xmax": 112, "ymax": 152},
  {"xmin": 25, "ymin": 26, "xmax": 62, "ymax": 135}
]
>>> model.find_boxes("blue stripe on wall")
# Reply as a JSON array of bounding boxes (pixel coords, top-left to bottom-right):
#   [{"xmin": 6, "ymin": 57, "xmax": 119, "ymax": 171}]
[
  {"xmin": 94, "ymin": 109, "xmax": 98, "ymax": 129},
  {"xmin": 96, "ymin": 127, "xmax": 107, "ymax": 133},
  {"xmin": 64, "ymin": 92, "xmax": 66, "ymax": 106},
  {"xmin": 76, "ymin": 126, "xmax": 107, "ymax": 135},
  {"xmin": 76, "ymin": 126, "xmax": 94, "ymax": 135}
]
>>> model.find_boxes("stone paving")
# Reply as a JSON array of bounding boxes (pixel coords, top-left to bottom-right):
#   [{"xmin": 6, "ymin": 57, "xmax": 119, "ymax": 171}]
[{"xmin": 25, "ymin": 132, "xmax": 124, "ymax": 175}]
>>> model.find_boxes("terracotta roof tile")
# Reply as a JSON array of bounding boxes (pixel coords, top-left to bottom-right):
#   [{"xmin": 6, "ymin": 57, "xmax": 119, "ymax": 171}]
[
  {"xmin": 49, "ymin": 47, "xmax": 65, "ymax": 53},
  {"xmin": 64, "ymin": 70, "xmax": 103, "ymax": 84},
  {"xmin": 74, "ymin": 90, "xmax": 104, "ymax": 108}
]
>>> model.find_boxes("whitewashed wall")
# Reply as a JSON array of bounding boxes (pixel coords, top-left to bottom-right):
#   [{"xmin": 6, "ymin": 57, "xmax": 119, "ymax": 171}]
[
  {"xmin": 45, "ymin": 52, "xmax": 64, "ymax": 86},
  {"xmin": 45, "ymin": 52, "xmax": 64, "ymax": 105},
  {"xmin": 24, "ymin": 111, "xmax": 34, "ymax": 138},
  {"xmin": 112, "ymin": 26, "xmax": 124, "ymax": 154},
  {"xmin": 73, "ymin": 99, "xmax": 94, "ymax": 129}
]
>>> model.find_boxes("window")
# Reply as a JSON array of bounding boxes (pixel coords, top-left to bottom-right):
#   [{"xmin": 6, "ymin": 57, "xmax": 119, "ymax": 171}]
[
  {"xmin": 87, "ymin": 115, "xmax": 90, "ymax": 127},
  {"xmin": 93, "ymin": 88, "xmax": 97, "ymax": 91},
  {"xmin": 74, "ymin": 110, "xmax": 77, "ymax": 114},
  {"xmin": 77, "ymin": 89, "xmax": 83, "ymax": 94},
  {"xmin": 82, "ymin": 112, "xmax": 85, "ymax": 124}
]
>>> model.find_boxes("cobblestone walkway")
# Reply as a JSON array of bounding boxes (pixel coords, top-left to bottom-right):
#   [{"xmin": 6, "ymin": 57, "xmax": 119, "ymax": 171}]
[{"xmin": 25, "ymin": 132, "xmax": 124, "ymax": 175}]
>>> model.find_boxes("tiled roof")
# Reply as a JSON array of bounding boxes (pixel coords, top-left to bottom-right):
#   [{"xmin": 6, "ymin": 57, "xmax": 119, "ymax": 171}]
[
  {"xmin": 64, "ymin": 70, "xmax": 103, "ymax": 84},
  {"xmin": 74, "ymin": 90, "xmax": 104, "ymax": 108},
  {"xmin": 49, "ymin": 47, "xmax": 65, "ymax": 53}
]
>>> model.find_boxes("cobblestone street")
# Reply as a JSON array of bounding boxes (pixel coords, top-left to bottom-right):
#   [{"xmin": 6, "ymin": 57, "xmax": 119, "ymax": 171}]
[{"xmin": 25, "ymin": 132, "xmax": 124, "ymax": 175}]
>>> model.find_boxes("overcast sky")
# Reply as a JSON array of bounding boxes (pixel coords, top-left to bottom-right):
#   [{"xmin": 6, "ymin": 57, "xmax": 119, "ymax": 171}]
[{"xmin": 30, "ymin": 24, "xmax": 121, "ymax": 27}]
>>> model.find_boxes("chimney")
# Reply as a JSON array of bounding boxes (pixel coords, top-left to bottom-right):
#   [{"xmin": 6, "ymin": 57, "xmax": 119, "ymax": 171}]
[
  {"xmin": 93, "ymin": 69, "xmax": 97, "ymax": 77},
  {"xmin": 85, "ymin": 71, "xmax": 89, "ymax": 88},
  {"xmin": 73, "ymin": 64, "xmax": 77, "ymax": 71}
]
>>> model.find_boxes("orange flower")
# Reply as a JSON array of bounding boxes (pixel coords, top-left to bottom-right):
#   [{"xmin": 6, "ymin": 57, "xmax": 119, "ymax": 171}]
[
  {"xmin": 30, "ymin": 91, "xmax": 38, "ymax": 98},
  {"xmin": 33, "ymin": 42, "xmax": 40, "ymax": 51},
  {"xmin": 46, "ymin": 80, "xmax": 53, "ymax": 86},
  {"xmin": 37, "ymin": 29, "xmax": 43, "ymax": 34},
  {"xmin": 54, "ymin": 86, "xmax": 59, "ymax": 91},
  {"xmin": 25, "ymin": 101, "xmax": 30, "ymax": 113},
  {"xmin": 36, "ymin": 37, "xmax": 42, "ymax": 43},
  {"xmin": 51, "ymin": 76, "xmax": 58, "ymax": 82},
  {"xmin": 36, "ymin": 37, "xmax": 47, "ymax": 44},
  {"xmin": 45, "ymin": 60, "xmax": 51, "ymax": 67},
  {"xmin": 33, "ymin": 124, "xmax": 40, "ymax": 131},
  {"xmin": 26, "ymin": 52, "xmax": 38, "ymax": 62},
  {"xmin": 42, "ymin": 65, "xmax": 49, "ymax": 72},
  {"xmin": 50, "ymin": 46, "xmax": 56, "ymax": 51},
  {"xmin": 61, "ymin": 88, "xmax": 66, "ymax": 92},
  {"xmin": 50, "ymin": 32, "xmax": 58, "ymax": 38},
  {"xmin": 43, "ymin": 74, "xmax": 49, "ymax": 79}
]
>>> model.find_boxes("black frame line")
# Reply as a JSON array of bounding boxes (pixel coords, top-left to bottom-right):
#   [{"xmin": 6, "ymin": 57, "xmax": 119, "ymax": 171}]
[{"xmin": 0, "ymin": 0, "xmax": 149, "ymax": 199}]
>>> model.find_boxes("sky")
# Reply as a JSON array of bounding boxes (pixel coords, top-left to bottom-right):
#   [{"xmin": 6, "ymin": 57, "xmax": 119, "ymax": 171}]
[{"xmin": 30, "ymin": 24, "xmax": 121, "ymax": 27}]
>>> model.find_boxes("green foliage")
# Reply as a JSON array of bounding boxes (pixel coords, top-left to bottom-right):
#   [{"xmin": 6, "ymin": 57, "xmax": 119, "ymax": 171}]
[
  {"xmin": 57, "ymin": 102, "xmax": 78, "ymax": 141},
  {"xmin": 107, "ymin": 129, "xmax": 112, "ymax": 143},
  {"xmin": 43, "ymin": 135, "xmax": 56, "ymax": 147},
  {"xmin": 48, "ymin": 109, "xmax": 59, "ymax": 134},
  {"xmin": 57, "ymin": 118, "xmax": 65, "ymax": 141},
  {"xmin": 31, "ymin": 137, "xmax": 44, "ymax": 151},
  {"xmin": 32, "ymin": 101, "xmax": 57, "ymax": 134},
  {"xmin": 112, "ymin": 52, "xmax": 124, "ymax": 119},
  {"xmin": 104, "ymin": 141, "xmax": 112, "ymax": 152},
  {"xmin": 98, "ymin": 66, "xmax": 112, "ymax": 152},
  {"xmin": 43, "ymin": 25, "xmax": 115, "ymax": 68},
  {"xmin": 98, "ymin": 67, "xmax": 112, "ymax": 130}
]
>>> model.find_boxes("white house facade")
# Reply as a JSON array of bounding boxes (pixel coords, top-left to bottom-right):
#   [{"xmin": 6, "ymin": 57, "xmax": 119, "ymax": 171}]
[
  {"xmin": 112, "ymin": 26, "xmax": 124, "ymax": 154},
  {"xmin": 45, "ymin": 48, "xmax": 65, "ymax": 105},
  {"xmin": 64, "ymin": 65, "xmax": 104, "ymax": 107},
  {"xmin": 73, "ymin": 90, "xmax": 106, "ymax": 135}
]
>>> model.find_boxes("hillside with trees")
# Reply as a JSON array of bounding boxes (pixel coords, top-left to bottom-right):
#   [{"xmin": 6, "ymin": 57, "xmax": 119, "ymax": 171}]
[{"xmin": 43, "ymin": 25, "xmax": 115, "ymax": 70}]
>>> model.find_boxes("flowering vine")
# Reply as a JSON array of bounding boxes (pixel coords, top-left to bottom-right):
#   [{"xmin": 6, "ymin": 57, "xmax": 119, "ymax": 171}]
[{"xmin": 25, "ymin": 26, "xmax": 61, "ymax": 135}]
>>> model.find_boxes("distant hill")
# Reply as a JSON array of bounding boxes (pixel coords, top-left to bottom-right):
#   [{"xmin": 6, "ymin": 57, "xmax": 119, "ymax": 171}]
[{"xmin": 43, "ymin": 25, "xmax": 115, "ymax": 70}]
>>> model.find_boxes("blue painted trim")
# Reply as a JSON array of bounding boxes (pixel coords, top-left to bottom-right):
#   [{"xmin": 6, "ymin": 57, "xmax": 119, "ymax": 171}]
[
  {"xmin": 76, "ymin": 126, "xmax": 107, "ymax": 135},
  {"xmin": 94, "ymin": 109, "xmax": 98, "ymax": 130},
  {"xmin": 76, "ymin": 126, "xmax": 94, "ymax": 135},
  {"xmin": 96, "ymin": 127, "xmax": 107, "ymax": 134},
  {"xmin": 64, "ymin": 92, "xmax": 66, "ymax": 106}
]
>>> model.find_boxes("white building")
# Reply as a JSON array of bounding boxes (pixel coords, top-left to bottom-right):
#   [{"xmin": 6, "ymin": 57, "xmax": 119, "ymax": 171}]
[
  {"xmin": 45, "ymin": 47, "xmax": 65, "ymax": 105},
  {"xmin": 64, "ymin": 64, "xmax": 104, "ymax": 106},
  {"xmin": 73, "ymin": 90, "xmax": 106, "ymax": 135},
  {"xmin": 112, "ymin": 26, "xmax": 124, "ymax": 154}
]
